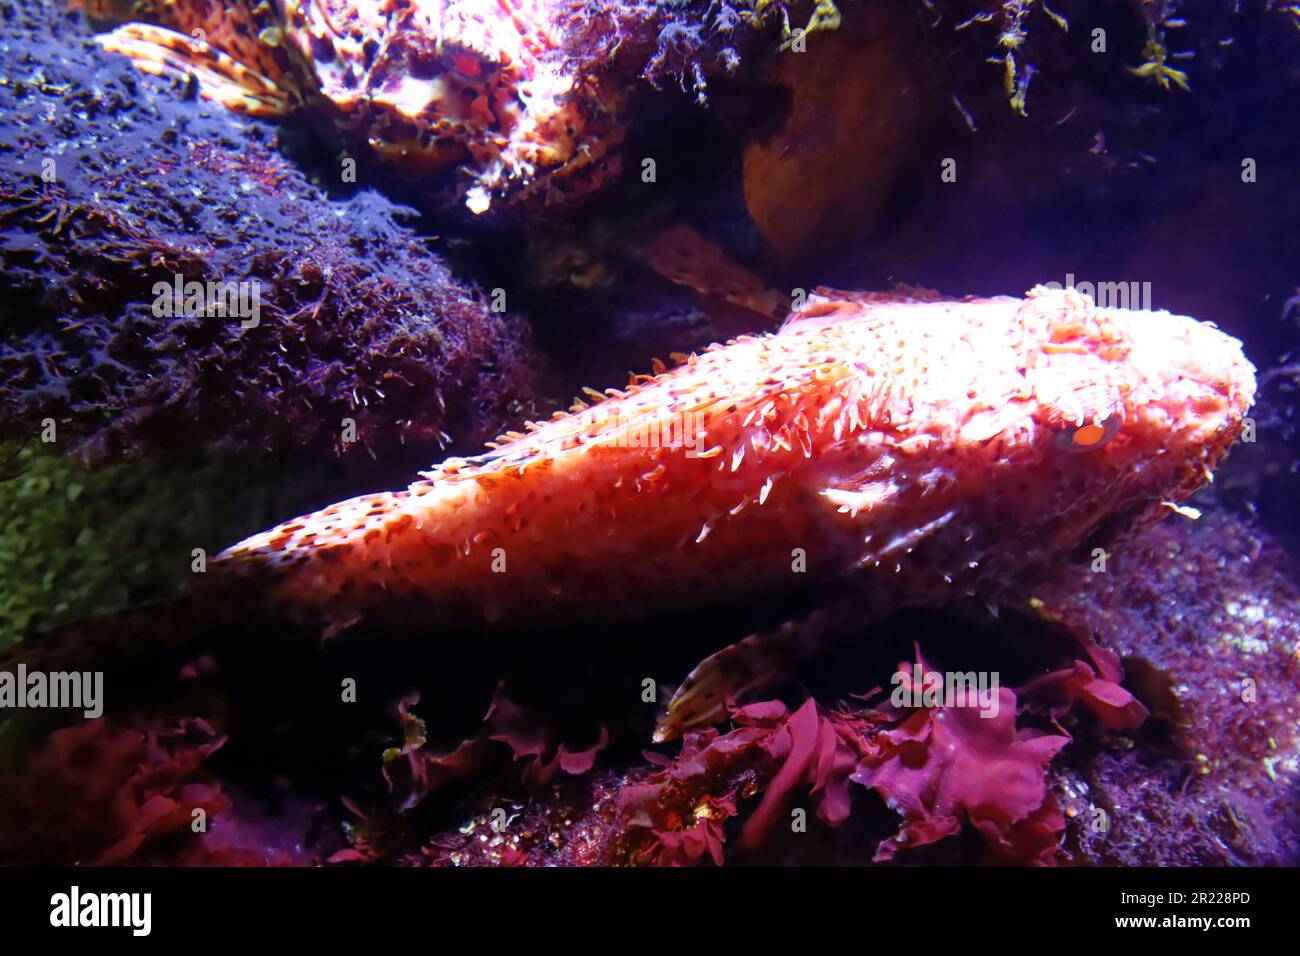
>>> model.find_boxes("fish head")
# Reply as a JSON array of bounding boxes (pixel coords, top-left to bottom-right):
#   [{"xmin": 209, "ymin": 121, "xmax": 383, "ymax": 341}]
[
  {"xmin": 1021, "ymin": 284, "xmax": 1255, "ymax": 489},
  {"xmin": 963, "ymin": 285, "xmax": 1257, "ymax": 561},
  {"xmin": 821, "ymin": 285, "xmax": 1257, "ymax": 583}
]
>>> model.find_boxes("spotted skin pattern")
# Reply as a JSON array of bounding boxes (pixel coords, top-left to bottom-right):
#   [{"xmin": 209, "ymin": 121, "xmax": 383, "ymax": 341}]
[
  {"xmin": 214, "ymin": 287, "xmax": 1256, "ymax": 734},
  {"xmin": 87, "ymin": 0, "xmax": 624, "ymax": 211}
]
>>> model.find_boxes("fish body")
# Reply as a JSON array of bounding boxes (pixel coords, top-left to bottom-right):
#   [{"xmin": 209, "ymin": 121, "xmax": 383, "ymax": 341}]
[{"xmin": 215, "ymin": 287, "xmax": 1256, "ymax": 640}]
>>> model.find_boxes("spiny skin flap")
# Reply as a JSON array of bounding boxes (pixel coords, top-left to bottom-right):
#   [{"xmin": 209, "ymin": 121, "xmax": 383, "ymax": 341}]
[{"xmin": 215, "ymin": 286, "xmax": 1256, "ymax": 637}]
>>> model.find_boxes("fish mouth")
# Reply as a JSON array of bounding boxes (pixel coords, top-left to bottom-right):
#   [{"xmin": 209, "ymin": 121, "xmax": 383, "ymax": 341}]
[{"xmin": 1110, "ymin": 307, "xmax": 1257, "ymax": 445}]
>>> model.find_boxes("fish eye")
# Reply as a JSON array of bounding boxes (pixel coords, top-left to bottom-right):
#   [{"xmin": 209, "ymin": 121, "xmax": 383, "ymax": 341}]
[{"xmin": 1054, "ymin": 413, "xmax": 1122, "ymax": 452}]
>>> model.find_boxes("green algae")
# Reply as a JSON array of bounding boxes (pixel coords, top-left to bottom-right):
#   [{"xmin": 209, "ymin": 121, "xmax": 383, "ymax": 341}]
[
  {"xmin": 1129, "ymin": 30, "xmax": 1191, "ymax": 90},
  {"xmin": 0, "ymin": 443, "xmax": 282, "ymax": 649}
]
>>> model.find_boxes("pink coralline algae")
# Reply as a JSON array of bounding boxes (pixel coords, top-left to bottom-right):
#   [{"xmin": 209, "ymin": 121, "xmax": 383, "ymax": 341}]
[{"xmin": 1034, "ymin": 509, "xmax": 1300, "ymax": 866}]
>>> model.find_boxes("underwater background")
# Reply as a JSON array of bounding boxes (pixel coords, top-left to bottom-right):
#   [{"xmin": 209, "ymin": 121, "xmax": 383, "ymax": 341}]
[{"xmin": 0, "ymin": 0, "xmax": 1297, "ymax": 866}]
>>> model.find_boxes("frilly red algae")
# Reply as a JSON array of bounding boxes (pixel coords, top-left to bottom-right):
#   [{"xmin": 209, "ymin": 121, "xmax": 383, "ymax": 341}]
[
  {"xmin": 0, "ymin": 712, "xmax": 340, "ymax": 865},
  {"xmin": 308, "ymin": 503, "xmax": 1295, "ymax": 868},
  {"xmin": 1016, "ymin": 641, "xmax": 1150, "ymax": 734},
  {"xmin": 381, "ymin": 688, "xmax": 609, "ymax": 812},
  {"xmin": 330, "ymin": 687, "xmax": 612, "ymax": 864},
  {"xmin": 610, "ymin": 641, "xmax": 1142, "ymax": 865},
  {"xmin": 0, "ymin": 717, "xmax": 248, "ymax": 865},
  {"xmin": 326, "ymin": 636, "xmax": 1142, "ymax": 866}
]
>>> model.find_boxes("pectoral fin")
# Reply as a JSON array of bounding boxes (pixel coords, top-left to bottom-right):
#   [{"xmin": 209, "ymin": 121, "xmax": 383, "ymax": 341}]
[
  {"xmin": 97, "ymin": 23, "xmax": 292, "ymax": 117},
  {"xmin": 654, "ymin": 599, "xmax": 862, "ymax": 742}
]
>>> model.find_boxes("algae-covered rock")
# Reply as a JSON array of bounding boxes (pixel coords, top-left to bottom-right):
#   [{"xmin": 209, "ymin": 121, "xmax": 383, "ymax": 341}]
[
  {"xmin": 0, "ymin": 1, "xmax": 537, "ymax": 462},
  {"xmin": 0, "ymin": 443, "xmax": 288, "ymax": 648}
]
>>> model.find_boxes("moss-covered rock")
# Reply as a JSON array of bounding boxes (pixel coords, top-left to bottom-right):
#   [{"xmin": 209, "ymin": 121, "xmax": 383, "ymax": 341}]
[
  {"xmin": 0, "ymin": 442, "xmax": 288, "ymax": 647},
  {"xmin": 0, "ymin": 0, "xmax": 537, "ymax": 462}
]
